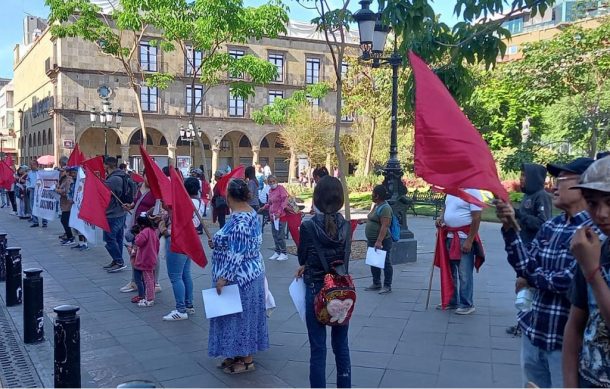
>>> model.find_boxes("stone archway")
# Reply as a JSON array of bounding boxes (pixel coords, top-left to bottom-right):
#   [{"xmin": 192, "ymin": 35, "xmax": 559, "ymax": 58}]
[
  {"xmin": 176, "ymin": 132, "xmax": 212, "ymax": 179},
  {"xmin": 259, "ymin": 131, "xmax": 290, "ymax": 182},
  {"xmin": 77, "ymin": 126, "xmax": 122, "ymax": 158}
]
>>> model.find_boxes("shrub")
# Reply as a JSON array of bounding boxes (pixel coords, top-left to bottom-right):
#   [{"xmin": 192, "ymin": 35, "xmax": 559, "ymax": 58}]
[
  {"xmin": 345, "ymin": 174, "xmax": 383, "ymax": 193},
  {"xmin": 509, "ymin": 191, "xmax": 524, "ymax": 203}
]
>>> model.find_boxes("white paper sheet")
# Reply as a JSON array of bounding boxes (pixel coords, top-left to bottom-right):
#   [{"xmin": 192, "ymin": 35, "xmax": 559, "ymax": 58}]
[
  {"xmin": 202, "ymin": 284, "xmax": 243, "ymax": 319},
  {"xmin": 365, "ymin": 247, "xmax": 387, "ymax": 269},
  {"xmin": 273, "ymin": 218, "xmax": 280, "ymax": 231},
  {"xmin": 289, "ymin": 278, "xmax": 307, "ymax": 322}
]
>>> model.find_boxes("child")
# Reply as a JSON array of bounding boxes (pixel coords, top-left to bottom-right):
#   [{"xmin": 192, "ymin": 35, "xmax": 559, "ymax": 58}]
[{"xmin": 132, "ymin": 213, "xmax": 160, "ymax": 307}]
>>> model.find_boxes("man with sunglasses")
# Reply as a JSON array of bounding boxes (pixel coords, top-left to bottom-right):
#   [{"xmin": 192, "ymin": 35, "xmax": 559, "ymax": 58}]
[{"xmin": 495, "ymin": 157, "xmax": 594, "ymax": 388}]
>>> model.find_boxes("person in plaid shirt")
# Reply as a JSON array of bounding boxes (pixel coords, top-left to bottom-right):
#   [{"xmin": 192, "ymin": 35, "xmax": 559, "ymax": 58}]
[{"xmin": 495, "ymin": 157, "xmax": 595, "ymax": 388}]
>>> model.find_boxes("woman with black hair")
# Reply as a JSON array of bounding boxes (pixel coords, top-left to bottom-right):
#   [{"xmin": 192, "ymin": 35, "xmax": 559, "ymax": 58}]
[
  {"xmin": 296, "ymin": 176, "xmax": 352, "ymax": 388},
  {"xmin": 208, "ymin": 179, "xmax": 268, "ymax": 374},
  {"xmin": 244, "ymin": 165, "xmax": 260, "ymax": 211}
]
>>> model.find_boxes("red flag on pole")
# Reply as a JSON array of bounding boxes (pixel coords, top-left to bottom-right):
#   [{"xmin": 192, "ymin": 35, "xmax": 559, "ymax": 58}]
[
  {"xmin": 82, "ymin": 156, "xmax": 106, "ymax": 180},
  {"xmin": 281, "ymin": 213, "xmax": 302, "ymax": 246},
  {"xmin": 130, "ymin": 172, "xmax": 144, "ymax": 183},
  {"xmin": 5, "ymin": 155, "xmax": 14, "ymax": 168},
  {"xmin": 139, "ymin": 145, "xmax": 172, "ymax": 206},
  {"xmin": 169, "ymin": 167, "xmax": 207, "ymax": 268},
  {"xmin": 215, "ymin": 166, "xmax": 245, "ymax": 198},
  {"xmin": 79, "ymin": 167, "xmax": 111, "ymax": 231},
  {"xmin": 409, "ymin": 51, "xmax": 508, "ymax": 203},
  {"xmin": 67, "ymin": 143, "xmax": 85, "ymax": 167},
  {"xmin": 0, "ymin": 161, "xmax": 14, "ymax": 190}
]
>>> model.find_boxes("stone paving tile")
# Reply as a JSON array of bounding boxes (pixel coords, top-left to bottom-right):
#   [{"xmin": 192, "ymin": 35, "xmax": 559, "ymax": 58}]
[
  {"xmin": 442, "ymin": 345, "xmax": 492, "ymax": 363},
  {"xmin": 492, "ymin": 362, "xmax": 522, "ymax": 387},
  {"xmin": 386, "ymin": 353, "xmax": 441, "ymax": 375},
  {"xmin": 436, "ymin": 360, "xmax": 493, "ymax": 387},
  {"xmin": 379, "ymin": 369, "xmax": 438, "ymax": 388}
]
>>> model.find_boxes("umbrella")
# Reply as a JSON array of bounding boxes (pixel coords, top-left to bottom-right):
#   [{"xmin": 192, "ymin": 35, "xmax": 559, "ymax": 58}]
[{"xmin": 37, "ymin": 155, "xmax": 55, "ymax": 166}]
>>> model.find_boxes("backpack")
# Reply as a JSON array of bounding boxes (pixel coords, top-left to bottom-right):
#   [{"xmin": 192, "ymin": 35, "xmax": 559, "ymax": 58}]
[
  {"xmin": 119, "ymin": 175, "xmax": 135, "ymax": 204},
  {"xmin": 376, "ymin": 203, "xmax": 400, "ymax": 242}
]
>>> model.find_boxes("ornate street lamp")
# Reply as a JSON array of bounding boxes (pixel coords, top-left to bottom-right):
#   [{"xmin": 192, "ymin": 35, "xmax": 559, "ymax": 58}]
[
  {"xmin": 90, "ymin": 98, "xmax": 122, "ymax": 158},
  {"xmin": 354, "ymin": 0, "xmax": 416, "ymax": 261}
]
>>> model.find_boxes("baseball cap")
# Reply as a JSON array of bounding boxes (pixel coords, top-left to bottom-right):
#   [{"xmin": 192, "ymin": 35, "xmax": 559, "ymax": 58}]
[
  {"xmin": 546, "ymin": 157, "xmax": 595, "ymax": 178},
  {"xmin": 571, "ymin": 157, "xmax": 610, "ymax": 193}
]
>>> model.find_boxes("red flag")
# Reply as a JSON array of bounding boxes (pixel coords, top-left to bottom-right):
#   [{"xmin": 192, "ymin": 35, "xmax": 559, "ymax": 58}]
[
  {"xmin": 5, "ymin": 155, "xmax": 13, "ymax": 168},
  {"xmin": 79, "ymin": 167, "xmax": 111, "ymax": 232},
  {"xmin": 215, "ymin": 166, "xmax": 245, "ymax": 198},
  {"xmin": 434, "ymin": 230, "xmax": 454, "ymax": 309},
  {"xmin": 82, "ymin": 156, "xmax": 106, "ymax": 180},
  {"xmin": 169, "ymin": 167, "xmax": 207, "ymax": 268},
  {"xmin": 281, "ymin": 213, "xmax": 302, "ymax": 246},
  {"xmin": 67, "ymin": 143, "xmax": 85, "ymax": 167},
  {"xmin": 139, "ymin": 145, "xmax": 172, "ymax": 206},
  {"xmin": 409, "ymin": 51, "xmax": 508, "ymax": 203},
  {"xmin": 131, "ymin": 172, "xmax": 144, "ymax": 183},
  {"xmin": 0, "ymin": 161, "xmax": 14, "ymax": 190}
]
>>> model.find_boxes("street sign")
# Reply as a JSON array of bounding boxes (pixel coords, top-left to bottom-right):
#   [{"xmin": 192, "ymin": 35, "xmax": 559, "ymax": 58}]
[{"xmin": 63, "ymin": 140, "xmax": 74, "ymax": 149}]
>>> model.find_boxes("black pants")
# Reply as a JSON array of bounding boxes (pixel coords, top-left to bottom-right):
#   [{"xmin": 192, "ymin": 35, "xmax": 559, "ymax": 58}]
[
  {"xmin": 60, "ymin": 211, "xmax": 73, "ymax": 239},
  {"xmin": 217, "ymin": 212, "xmax": 226, "ymax": 228},
  {"xmin": 368, "ymin": 238, "xmax": 393, "ymax": 287},
  {"xmin": 7, "ymin": 191, "xmax": 16, "ymax": 212}
]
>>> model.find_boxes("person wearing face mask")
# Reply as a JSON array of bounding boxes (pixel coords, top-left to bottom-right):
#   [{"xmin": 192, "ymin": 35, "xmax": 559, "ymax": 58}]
[{"xmin": 260, "ymin": 175, "xmax": 289, "ymax": 261}]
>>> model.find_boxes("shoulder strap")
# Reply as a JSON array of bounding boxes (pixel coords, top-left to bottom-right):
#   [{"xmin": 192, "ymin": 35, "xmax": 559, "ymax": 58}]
[
  {"xmin": 309, "ymin": 220, "xmax": 351, "ymax": 274},
  {"xmin": 376, "ymin": 202, "xmax": 390, "ymax": 216}
]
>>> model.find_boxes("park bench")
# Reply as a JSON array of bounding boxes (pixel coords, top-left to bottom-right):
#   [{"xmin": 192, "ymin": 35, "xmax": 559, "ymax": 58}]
[{"xmin": 405, "ymin": 190, "xmax": 446, "ymax": 219}]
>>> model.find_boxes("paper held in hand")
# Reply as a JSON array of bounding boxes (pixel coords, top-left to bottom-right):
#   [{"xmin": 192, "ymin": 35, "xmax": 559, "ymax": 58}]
[
  {"xmin": 202, "ymin": 284, "xmax": 243, "ymax": 319},
  {"xmin": 365, "ymin": 247, "xmax": 386, "ymax": 269},
  {"xmin": 289, "ymin": 278, "xmax": 306, "ymax": 322}
]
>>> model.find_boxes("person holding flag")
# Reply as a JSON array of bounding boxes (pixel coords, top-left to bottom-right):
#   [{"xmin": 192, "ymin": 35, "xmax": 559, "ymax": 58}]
[{"xmin": 102, "ymin": 157, "xmax": 129, "ymax": 273}]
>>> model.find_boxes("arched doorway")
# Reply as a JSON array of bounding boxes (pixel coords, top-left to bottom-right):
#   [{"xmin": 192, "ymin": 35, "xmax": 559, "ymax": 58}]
[
  {"xmin": 176, "ymin": 132, "xmax": 212, "ymax": 179},
  {"xmin": 78, "ymin": 127, "xmax": 121, "ymax": 159},
  {"xmin": 128, "ymin": 128, "xmax": 167, "ymax": 172},
  {"xmin": 259, "ymin": 132, "xmax": 290, "ymax": 182},
  {"xmin": 214, "ymin": 131, "xmax": 252, "ymax": 173}
]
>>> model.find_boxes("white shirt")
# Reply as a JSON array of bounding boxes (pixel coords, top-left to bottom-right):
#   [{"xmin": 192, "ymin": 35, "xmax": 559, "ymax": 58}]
[
  {"xmin": 443, "ymin": 189, "xmax": 483, "ymax": 239},
  {"xmin": 191, "ymin": 198, "xmax": 205, "ymax": 227},
  {"xmin": 263, "ymin": 165, "xmax": 272, "ymax": 177},
  {"xmin": 258, "ymin": 184, "xmax": 270, "ymax": 204}
]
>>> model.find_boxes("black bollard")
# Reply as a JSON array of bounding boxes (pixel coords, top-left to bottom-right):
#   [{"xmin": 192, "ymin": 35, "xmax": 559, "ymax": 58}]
[
  {"xmin": 0, "ymin": 232, "xmax": 7, "ymax": 282},
  {"xmin": 23, "ymin": 268, "xmax": 44, "ymax": 344},
  {"xmin": 5, "ymin": 247, "xmax": 22, "ymax": 306},
  {"xmin": 54, "ymin": 305, "xmax": 80, "ymax": 388}
]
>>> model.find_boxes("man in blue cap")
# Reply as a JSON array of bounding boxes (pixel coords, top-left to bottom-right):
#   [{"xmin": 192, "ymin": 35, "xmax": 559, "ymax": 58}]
[{"xmin": 495, "ymin": 157, "xmax": 596, "ymax": 388}]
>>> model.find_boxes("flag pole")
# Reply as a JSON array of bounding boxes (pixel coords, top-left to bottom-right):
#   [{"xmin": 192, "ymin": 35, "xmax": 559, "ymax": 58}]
[{"xmin": 425, "ymin": 231, "xmax": 437, "ymax": 310}]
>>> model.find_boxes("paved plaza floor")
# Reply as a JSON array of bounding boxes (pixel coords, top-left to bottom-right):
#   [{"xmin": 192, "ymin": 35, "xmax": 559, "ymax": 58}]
[{"xmin": 0, "ymin": 208, "xmax": 523, "ymax": 388}]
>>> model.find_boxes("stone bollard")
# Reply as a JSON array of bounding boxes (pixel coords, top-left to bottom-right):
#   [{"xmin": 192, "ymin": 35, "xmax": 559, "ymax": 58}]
[
  {"xmin": 5, "ymin": 247, "xmax": 22, "ymax": 306},
  {"xmin": 54, "ymin": 305, "xmax": 80, "ymax": 388},
  {"xmin": 23, "ymin": 268, "xmax": 44, "ymax": 344},
  {"xmin": 0, "ymin": 232, "xmax": 7, "ymax": 281}
]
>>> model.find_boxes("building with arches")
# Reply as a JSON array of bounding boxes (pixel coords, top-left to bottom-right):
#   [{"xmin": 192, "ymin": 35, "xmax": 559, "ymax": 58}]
[{"xmin": 12, "ymin": 15, "xmax": 356, "ymax": 181}]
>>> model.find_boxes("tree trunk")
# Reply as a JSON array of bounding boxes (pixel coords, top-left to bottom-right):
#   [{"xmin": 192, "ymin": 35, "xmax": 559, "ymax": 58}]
[
  {"xmin": 334, "ymin": 61, "xmax": 350, "ymax": 220},
  {"xmin": 364, "ymin": 118, "xmax": 376, "ymax": 176},
  {"xmin": 131, "ymin": 85, "xmax": 148, "ymax": 151}
]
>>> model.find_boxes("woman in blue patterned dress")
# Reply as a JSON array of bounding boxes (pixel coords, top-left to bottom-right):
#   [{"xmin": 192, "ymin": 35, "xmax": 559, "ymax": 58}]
[{"xmin": 208, "ymin": 178, "xmax": 269, "ymax": 374}]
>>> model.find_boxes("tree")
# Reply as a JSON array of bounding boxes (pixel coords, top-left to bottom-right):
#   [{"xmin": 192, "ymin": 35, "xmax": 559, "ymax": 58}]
[
  {"xmin": 46, "ymin": 0, "xmax": 177, "ymax": 148},
  {"xmin": 152, "ymin": 0, "xmax": 288, "ymax": 179}
]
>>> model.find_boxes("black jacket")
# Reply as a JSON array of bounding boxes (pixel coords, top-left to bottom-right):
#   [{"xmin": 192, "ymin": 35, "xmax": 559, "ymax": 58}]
[
  {"xmin": 516, "ymin": 163, "xmax": 552, "ymax": 244},
  {"xmin": 298, "ymin": 213, "xmax": 351, "ymax": 284}
]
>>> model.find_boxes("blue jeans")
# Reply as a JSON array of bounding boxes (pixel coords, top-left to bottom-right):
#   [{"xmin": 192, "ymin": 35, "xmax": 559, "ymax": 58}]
[
  {"xmin": 367, "ymin": 238, "xmax": 393, "ymax": 287},
  {"xmin": 103, "ymin": 215, "xmax": 126, "ymax": 265},
  {"xmin": 521, "ymin": 335, "xmax": 563, "ymax": 388},
  {"xmin": 165, "ymin": 237, "xmax": 193, "ymax": 313},
  {"xmin": 305, "ymin": 281, "xmax": 351, "ymax": 388},
  {"xmin": 447, "ymin": 237, "xmax": 474, "ymax": 309}
]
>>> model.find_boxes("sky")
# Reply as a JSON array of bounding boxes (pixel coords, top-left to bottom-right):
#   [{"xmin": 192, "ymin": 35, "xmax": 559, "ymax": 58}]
[{"xmin": 0, "ymin": 0, "xmax": 459, "ymax": 79}]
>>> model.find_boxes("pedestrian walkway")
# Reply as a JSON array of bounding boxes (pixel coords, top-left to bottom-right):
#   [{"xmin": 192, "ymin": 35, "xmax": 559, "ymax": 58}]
[{"xmin": 0, "ymin": 210, "xmax": 522, "ymax": 387}]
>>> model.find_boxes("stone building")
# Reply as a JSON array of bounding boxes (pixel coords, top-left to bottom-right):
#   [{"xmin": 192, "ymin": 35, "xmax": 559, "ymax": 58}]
[
  {"xmin": 12, "ymin": 14, "xmax": 356, "ymax": 181},
  {"xmin": 0, "ymin": 80, "xmax": 18, "ymax": 161}
]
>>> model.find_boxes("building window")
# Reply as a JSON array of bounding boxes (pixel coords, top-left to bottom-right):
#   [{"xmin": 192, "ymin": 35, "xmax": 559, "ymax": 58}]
[
  {"xmin": 228, "ymin": 49, "xmax": 245, "ymax": 79},
  {"xmin": 306, "ymin": 58, "xmax": 320, "ymax": 84},
  {"xmin": 507, "ymin": 45, "xmax": 519, "ymax": 55},
  {"xmin": 229, "ymin": 89, "xmax": 245, "ymax": 117},
  {"xmin": 140, "ymin": 86, "xmax": 158, "ymax": 112},
  {"xmin": 341, "ymin": 62, "xmax": 349, "ymax": 78},
  {"xmin": 268, "ymin": 90, "xmax": 284, "ymax": 104},
  {"xmin": 185, "ymin": 46, "xmax": 203, "ymax": 75},
  {"xmin": 238, "ymin": 135, "xmax": 251, "ymax": 148},
  {"xmin": 307, "ymin": 94, "xmax": 320, "ymax": 107},
  {"xmin": 502, "ymin": 18, "xmax": 523, "ymax": 35},
  {"xmin": 341, "ymin": 99, "xmax": 354, "ymax": 122},
  {"xmin": 139, "ymin": 41, "xmax": 158, "ymax": 72},
  {"xmin": 186, "ymin": 85, "xmax": 203, "ymax": 114},
  {"xmin": 268, "ymin": 53, "xmax": 284, "ymax": 82}
]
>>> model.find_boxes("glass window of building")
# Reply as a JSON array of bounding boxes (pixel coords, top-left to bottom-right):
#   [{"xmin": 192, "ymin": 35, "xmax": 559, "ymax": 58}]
[
  {"xmin": 185, "ymin": 46, "xmax": 203, "ymax": 75},
  {"xmin": 268, "ymin": 90, "xmax": 284, "ymax": 104},
  {"xmin": 502, "ymin": 18, "xmax": 523, "ymax": 35},
  {"xmin": 139, "ymin": 41, "xmax": 158, "ymax": 72},
  {"xmin": 140, "ymin": 86, "xmax": 158, "ymax": 112},
  {"xmin": 306, "ymin": 58, "xmax": 320, "ymax": 84},
  {"xmin": 229, "ymin": 49, "xmax": 245, "ymax": 79},
  {"xmin": 229, "ymin": 89, "xmax": 245, "ymax": 117},
  {"xmin": 186, "ymin": 85, "xmax": 204, "ymax": 114},
  {"xmin": 268, "ymin": 53, "xmax": 284, "ymax": 82}
]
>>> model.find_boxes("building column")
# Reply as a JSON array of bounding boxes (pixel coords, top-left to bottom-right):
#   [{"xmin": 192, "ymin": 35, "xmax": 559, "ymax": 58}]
[
  {"xmin": 252, "ymin": 145, "xmax": 260, "ymax": 166},
  {"xmin": 288, "ymin": 147, "xmax": 296, "ymax": 183},
  {"xmin": 167, "ymin": 144, "xmax": 176, "ymax": 164},
  {"xmin": 211, "ymin": 145, "xmax": 219, "ymax": 183},
  {"xmin": 120, "ymin": 145, "xmax": 130, "ymax": 165}
]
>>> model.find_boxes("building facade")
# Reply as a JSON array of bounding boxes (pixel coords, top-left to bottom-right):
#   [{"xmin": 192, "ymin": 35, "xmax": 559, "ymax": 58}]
[
  {"xmin": 13, "ymin": 16, "xmax": 356, "ymax": 181},
  {"xmin": 0, "ymin": 80, "xmax": 18, "ymax": 161}
]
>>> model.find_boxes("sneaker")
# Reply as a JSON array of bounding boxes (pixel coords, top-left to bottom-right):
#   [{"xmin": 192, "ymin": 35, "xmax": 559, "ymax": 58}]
[
  {"xmin": 268, "ymin": 253, "xmax": 280, "ymax": 260},
  {"xmin": 61, "ymin": 239, "xmax": 75, "ymax": 246},
  {"xmin": 107, "ymin": 264, "xmax": 127, "ymax": 273},
  {"xmin": 186, "ymin": 307, "xmax": 195, "ymax": 315},
  {"xmin": 131, "ymin": 295, "xmax": 144, "ymax": 303},
  {"xmin": 30, "ymin": 223, "xmax": 39, "ymax": 228},
  {"xmin": 163, "ymin": 310, "xmax": 188, "ymax": 321},
  {"xmin": 436, "ymin": 303, "xmax": 457, "ymax": 310},
  {"xmin": 154, "ymin": 284, "xmax": 162, "ymax": 293},
  {"xmin": 78, "ymin": 245, "xmax": 90, "ymax": 251},
  {"xmin": 364, "ymin": 284, "xmax": 382, "ymax": 291},
  {"xmin": 9, "ymin": 211, "xmax": 16, "ymax": 215},
  {"xmin": 378, "ymin": 287, "xmax": 392, "ymax": 295},
  {"xmin": 58, "ymin": 234, "xmax": 67, "ymax": 240},
  {"xmin": 276, "ymin": 253, "xmax": 288, "ymax": 261},
  {"xmin": 138, "ymin": 300, "xmax": 154, "ymax": 307},
  {"xmin": 120, "ymin": 282, "xmax": 137, "ymax": 293},
  {"xmin": 455, "ymin": 307, "xmax": 476, "ymax": 315},
  {"xmin": 103, "ymin": 261, "xmax": 117, "ymax": 269}
]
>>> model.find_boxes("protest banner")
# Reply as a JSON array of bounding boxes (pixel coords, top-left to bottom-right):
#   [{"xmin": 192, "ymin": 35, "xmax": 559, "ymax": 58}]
[
  {"xmin": 32, "ymin": 169, "xmax": 59, "ymax": 221},
  {"xmin": 69, "ymin": 168, "xmax": 97, "ymax": 243}
]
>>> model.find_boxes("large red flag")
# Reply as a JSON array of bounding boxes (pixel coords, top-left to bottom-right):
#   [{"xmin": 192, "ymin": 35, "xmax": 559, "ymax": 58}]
[
  {"xmin": 79, "ymin": 167, "xmax": 111, "ymax": 232},
  {"xmin": 215, "ymin": 166, "xmax": 245, "ymax": 197},
  {"xmin": 139, "ymin": 145, "xmax": 172, "ymax": 206},
  {"xmin": 0, "ymin": 161, "xmax": 13, "ymax": 190},
  {"xmin": 5, "ymin": 155, "xmax": 14, "ymax": 168},
  {"xmin": 409, "ymin": 51, "xmax": 508, "ymax": 203},
  {"xmin": 67, "ymin": 144, "xmax": 85, "ymax": 167},
  {"xmin": 169, "ymin": 167, "xmax": 207, "ymax": 268},
  {"xmin": 82, "ymin": 156, "xmax": 106, "ymax": 180}
]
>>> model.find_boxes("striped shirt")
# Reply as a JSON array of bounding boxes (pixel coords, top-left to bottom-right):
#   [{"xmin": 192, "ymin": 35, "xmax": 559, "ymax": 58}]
[{"xmin": 502, "ymin": 210, "xmax": 595, "ymax": 351}]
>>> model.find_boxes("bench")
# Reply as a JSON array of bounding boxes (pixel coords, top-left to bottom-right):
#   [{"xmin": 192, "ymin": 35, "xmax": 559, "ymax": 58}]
[{"xmin": 405, "ymin": 190, "xmax": 446, "ymax": 219}]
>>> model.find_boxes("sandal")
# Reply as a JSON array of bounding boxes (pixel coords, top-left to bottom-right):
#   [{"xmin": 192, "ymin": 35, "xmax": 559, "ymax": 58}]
[
  {"xmin": 223, "ymin": 360, "xmax": 255, "ymax": 374},
  {"xmin": 217, "ymin": 358, "xmax": 235, "ymax": 369}
]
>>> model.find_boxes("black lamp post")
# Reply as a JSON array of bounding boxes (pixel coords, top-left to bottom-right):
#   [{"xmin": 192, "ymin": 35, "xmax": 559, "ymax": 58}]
[
  {"xmin": 89, "ymin": 98, "xmax": 122, "ymax": 157},
  {"xmin": 354, "ymin": 0, "xmax": 416, "ymax": 261},
  {"xmin": 179, "ymin": 121, "xmax": 202, "ymax": 165}
]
